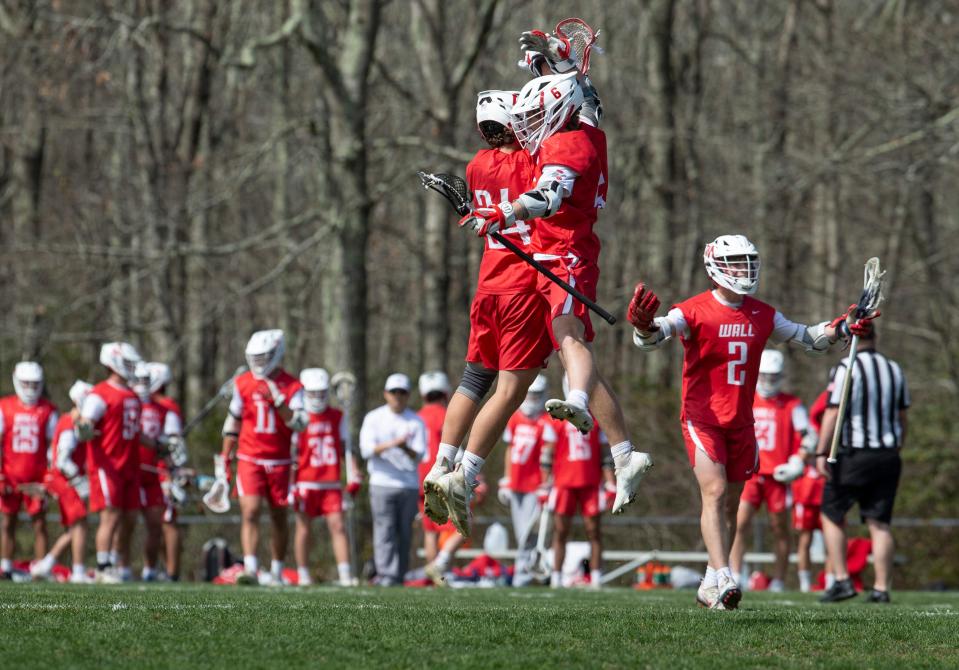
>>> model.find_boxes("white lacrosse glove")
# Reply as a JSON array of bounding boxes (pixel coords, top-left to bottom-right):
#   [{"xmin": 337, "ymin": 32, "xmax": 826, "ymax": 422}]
[
  {"xmin": 165, "ymin": 435, "xmax": 189, "ymax": 467},
  {"xmin": 773, "ymin": 455, "xmax": 806, "ymax": 483},
  {"xmin": 518, "ymin": 30, "xmax": 577, "ymax": 74},
  {"xmin": 800, "ymin": 429, "xmax": 819, "ymax": 455},
  {"xmin": 58, "ymin": 457, "xmax": 79, "ymax": 482},
  {"xmin": 497, "ymin": 478, "xmax": 512, "ymax": 507},
  {"xmin": 71, "ymin": 476, "xmax": 90, "ymax": 500}
]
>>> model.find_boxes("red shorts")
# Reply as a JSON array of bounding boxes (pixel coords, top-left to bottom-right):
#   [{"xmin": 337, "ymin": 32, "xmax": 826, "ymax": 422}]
[
  {"xmin": 419, "ymin": 496, "xmax": 456, "ymax": 534},
  {"xmin": 681, "ymin": 420, "xmax": 758, "ymax": 483},
  {"xmin": 538, "ymin": 260, "xmax": 599, "ymax": 349},
  {"xmin": 741, "ymin": 475, "xmax": 788, "ymax": 514},
  {"xmin": 236, "ymin": 458, "xmax": 292, "ymax": 508},
  {"xmin": 140, "ymin": 471, "xmax": 166, "ymax": 509},
  {"xmin": 294, "ymin": 485, "xmax": 343, "ymax": 518},
  {"xmin": 466, "ymin": 291, "xmax": 553, "ymax": 371},
  {"xmin": 549, "ymin": 485, "xmax": 601, "ymax": 517},
  {"xmin": 43, "ymin": 472, "xmax": 87, "ymax": 527},
  {"xmin": 793, "ymin": 502, "xmax": 822, "ymax": 531},
  {"xmin": 89, "ymin": 464, "xmax": 141, "ymax": 512},
  {"xmin": 0, "ymin": 476, "xmax": 47, "ymax": 517},
  {"xmin": 791, "ymin": 469, "xmax": 825, "ymax": 506}
]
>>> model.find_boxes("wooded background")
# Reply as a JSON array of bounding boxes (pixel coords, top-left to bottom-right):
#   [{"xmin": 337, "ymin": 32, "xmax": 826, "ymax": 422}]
[{"xmin": 1, "ymin": 1, "xmax": 956, "ymax": 585}]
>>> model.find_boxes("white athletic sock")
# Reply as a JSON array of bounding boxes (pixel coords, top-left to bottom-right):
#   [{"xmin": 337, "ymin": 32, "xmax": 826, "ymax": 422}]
[
  {"xmin": 0, "ymin": 558, "xmax": 11, "ymax": 572},
  {"xmin": 703, "ymin": 566, "xmax": 718, "ymax": 588},
  {"xmin": 825, "ymin": 573, "xmax": 836, "ymax": 589},
  {"xmin": 437, "ymin": 443, "xmax": 458, "ymax": 469},
  {"xmin": 108, "ymin": 550, "xmax": 118, "ymax": 565},
  {"xmin": 337, "ymin": 562, "xmax": 352, "ymax": 583},
  {"xmin": 610, "ymin": 441, "xmax": 633, "ymax": 470},
  {"xmin": 566, "ymin": 389, "xmax": 589, "ymax": 410},
  {"xmin": 434, "ymin": 550, "xmax": 451, "ymax": 571},
  {"xmin": 72, "ymin": 564, "xmax": 85, "ymax": 579},
  {"xmin": 271, "ymin": 559, "xmax": 284, "ymax": 578},
  {"xmin": 461, "ymin": 451, "xmax": 485, "ymax": 487},
  {"xmin": 142, "ymin": 567, "xmax": 156, "ymax": 580},
  {"xmin": 798, "ymin": 570, "xmax": 812, "ymax": 593},
  {"xmin": 716, "ymin": 566, "xmax": 733, "ymax": 583},
  {"xmin": 96, "ymin": 551, "xmax": 111, "ymax": 568},
  {"xmin": 297, "ymin": 566, "xmax": 312, "ymax": 583},
  {"xmin": 244, "ymin": 555, "xmax": 259, "ymax": 574},
  {"xmin": 590, "ymin": 569, "xmax": 603, "ymax": 587},
  {"xmin": 550, "ymin": 571, "xmax": 563, "ymax": 588},
  {"xmin": 118, "ymin": 566, "xmax": 132, "ymax": 581}
]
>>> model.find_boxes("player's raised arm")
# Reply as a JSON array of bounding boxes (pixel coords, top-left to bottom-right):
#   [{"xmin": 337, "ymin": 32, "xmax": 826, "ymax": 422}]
[
  {"xmin": 768, "ymin": 305, "xmax": 879, "ymax": 356},
  {"xmin": 627, "ymin": 282, "xmax": 689, "ymax": 350}
]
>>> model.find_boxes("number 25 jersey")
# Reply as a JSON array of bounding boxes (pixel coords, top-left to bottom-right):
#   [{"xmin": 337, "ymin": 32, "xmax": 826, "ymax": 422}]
[{"xmin": 675, "ymin": 291, "xmax": 775, "ymax": 429}]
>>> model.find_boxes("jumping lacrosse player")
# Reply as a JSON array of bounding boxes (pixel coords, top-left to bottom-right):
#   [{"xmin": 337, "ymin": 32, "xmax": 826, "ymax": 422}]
[
  {"xmin": 221, "ymin": 330, "xmax": 306, "ymax": 585},
  {"xmin": 627, "ymin": 234, "xmax": 878, "ymax": 609},
  {"xmin": 31, "ymin": 381, "xmax": 93, "ymax": 583},
  {"xmin": 729, "ymin": 349, "xmax": 816, "ymax": 592},
  {"xmin": 292, "ymin": 367, "xmax": 358, "ymax": 587},
  {"xmin": 0, "ymin": 362, "xmax": 58, "ymax": 579},
  {"xmin": 498, "ymin": 374, "xmax": 556, "ymax": 586},
  {"xmin": 75, "ymin": 342, "xmax": 144, "ymax": 583}
]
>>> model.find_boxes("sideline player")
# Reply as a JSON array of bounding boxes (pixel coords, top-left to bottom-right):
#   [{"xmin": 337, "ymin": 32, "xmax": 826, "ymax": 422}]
[
  {"xmin": 628, "ymin": 234, "xmax": 876, "ymax": 609},
  {"xmin": 793, "ymin": 382, "xmax": 830, "ymax": 592},
  {"xmin": 149, "ymin": 363, "xmax": 187, "ymax": 581},
  {"xmin": 31, "ymin": 381, "xmax": 93, "ymax": 583},
  {"xmin": 729, "ymin": 349, "xmax": 814, "ymax": 591},
  {"xmin": 498, "ymin": 375, "xmax": 555, "ymax": 586},
  {"xmin": 0, "ymin": 362, "xmax": 58, "ymax": 579},
  {"xmin": 75, "ymin": 342, "xmax": 144, "ymax": 583},
  {"xmin": 292, "ymin": 367, "xmax": 358, "ymax": 586},
  {"xmin": 221, "ymin": 329, "xmax": 306, "ymax": 584}
]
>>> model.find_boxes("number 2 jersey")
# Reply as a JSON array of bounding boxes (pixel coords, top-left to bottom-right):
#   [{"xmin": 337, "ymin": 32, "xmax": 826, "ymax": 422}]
[
  {"xmin": 0, "ymin": 396, "xmax": 58, "ymax": 482},
  {"xmin": 294, "ymin": 407, "xmax": 347, "ymax": 484},
  {"xmin": 466, "ymin": 148, "xmax": 538, "ymax": 295},
  {"xmin": 229, "ymin": 370, "xmax": 304, "ymax": 461}
]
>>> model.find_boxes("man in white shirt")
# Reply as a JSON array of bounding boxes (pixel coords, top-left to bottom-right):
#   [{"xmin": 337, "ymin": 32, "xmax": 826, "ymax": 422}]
[{"xmin": 360, "ymin": 373, "xmax": 427, "ymax": 586}]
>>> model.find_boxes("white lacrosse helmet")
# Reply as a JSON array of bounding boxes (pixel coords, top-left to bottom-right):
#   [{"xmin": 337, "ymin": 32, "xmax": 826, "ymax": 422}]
[
  {"xmin": 99, "ymin": 342, "xmax": 142, "ymax": 382},
  {"xmin": 757, "ymin": 349, "xmax": 785, "ymax": 398},
  {"xmin": 300, "ymin": 367, "xmax": 330, "ymax": 414},
  {"xmin": 511, "ymin": 72, "xmax": 584, "ymax": 155},
  {"xmin": 520, "ymin": 374, "xmax": 549, "ymax": 417},
  {"xmin": 147, "ymin": 362, "xmax": 172, "ymax": 394},
  {"xmin": 245, "ymin": 329, "xmax": 285, "ymax": 379},
  {"xmin": 68, "ymin": 380, "xmax": 93, "ymax": 410},
  {"xmin": 418, "ymin": 371, "xmax": 451, "ymax": 399},
  {"xmin": 703, "ymin": 234, "xmax": 761, "ymax": 295},
  {"xmin": 476, "ymin": 90, "xmax": 517, "ymax": 128},
  {"xmin": 133, "ymin": 362, "xmax": 151, "ymax": 402},
  {"xmin": 13, "ymin": 362, "xmax": 44, "ymax": 406}
]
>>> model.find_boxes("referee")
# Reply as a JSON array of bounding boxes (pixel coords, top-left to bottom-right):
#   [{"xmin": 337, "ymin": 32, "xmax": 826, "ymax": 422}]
[{"xmin": 816, "ymin": 323, "xmax": 909, "ymax": 603}]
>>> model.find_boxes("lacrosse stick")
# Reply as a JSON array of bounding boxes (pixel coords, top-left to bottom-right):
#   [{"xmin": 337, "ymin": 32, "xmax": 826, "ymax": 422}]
[
  {"xmin": 16, "ymin": 482, "xmax": 47, "ymax": 499},
  {"xmin": 181, "ymin": 366, "xmax": 247, "ymax": 438},
  {"xmin": 331, "ymin": 371, "xmax": 361, "ymax": 582},
  {"xmin": 554, "ymin": 18, "xmax": 603, "ymax": 74},
  {"xmin": 202, "ymin": 454, "xmax": 231, "ymax": 513},
  {"xmin": 527, "ymin": 502, "xmax": 553, "ymax": 581},
  {"xmin": 827, "ymin": 257, "xmax": 886, "ymax": 463},
  {"xmin": 418, "ymin": 171, "xmax": 616, "ymax": 325}
]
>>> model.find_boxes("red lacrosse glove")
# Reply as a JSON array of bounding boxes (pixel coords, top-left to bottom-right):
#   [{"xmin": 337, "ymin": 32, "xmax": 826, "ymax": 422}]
[
  {"xmin": 849, "ymin": 310, "xmax": 880, "ymax": 336},
  {"xmin": 535, "ymin": 485, "xmax": 551, "ymax": 506},
  {"xmin": 627, "ymin": 282, "xmax": 661, "ymax": 331},
  {"xmin": 472, "ymin": 475, "xmax": 488, "ymax": 506},
  {"xmin": 346, "ymin": 479, "xmax": 362, "ymax": 497},
  {"xmin": 219, "ymin": 449, "xmax": 234, "ymax": 484},
  {"xmin": 828, "ymin": 304, "xmax": 857, "ymax": 340},
  {"xmin": 458, "ymin": 204, "xmax": 515, "ymax": 237}
]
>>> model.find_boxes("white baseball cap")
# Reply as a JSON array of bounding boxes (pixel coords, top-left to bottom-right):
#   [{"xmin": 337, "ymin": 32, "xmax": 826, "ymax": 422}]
[{"xmin": 384, "ymin": 373, "xmax": 411, "ymax": 393}]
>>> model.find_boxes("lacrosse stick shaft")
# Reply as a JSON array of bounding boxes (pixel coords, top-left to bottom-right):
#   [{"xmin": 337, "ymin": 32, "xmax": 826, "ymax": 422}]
[
  {"xmin": 827, "ymin": 334, "xmax": 860, "ymax": 463},
  {"xmin": 490, "ymin": 231, "xmax": 617, "ymax": 325},
  {"xmin": 181, "ymin": 393, "xmax": 227, "ymax": 438}
]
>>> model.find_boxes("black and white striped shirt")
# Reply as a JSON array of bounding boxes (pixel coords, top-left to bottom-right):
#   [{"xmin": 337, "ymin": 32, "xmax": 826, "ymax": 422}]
[{"xmin": 828, "ymin": 349, "xmax": 910, "ymax": 449}]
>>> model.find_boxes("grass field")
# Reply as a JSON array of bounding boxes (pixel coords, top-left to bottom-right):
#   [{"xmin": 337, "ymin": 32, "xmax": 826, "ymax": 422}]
[{"xmin": 1, "ymin": 584, "xmax": 957, "ymax": 669}]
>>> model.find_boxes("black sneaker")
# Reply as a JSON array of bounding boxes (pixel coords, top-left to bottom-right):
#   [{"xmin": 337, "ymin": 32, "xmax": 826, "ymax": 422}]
[
  {"xmin": 866, "ymin": 589, "xmax": 891, "ymax": 604},
  {"xmin": 819, "ymin": 578, "xmax": 857, "ymax": 603}
]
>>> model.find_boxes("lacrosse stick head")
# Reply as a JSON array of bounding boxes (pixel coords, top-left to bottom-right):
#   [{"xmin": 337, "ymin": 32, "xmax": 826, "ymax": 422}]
[
  {"xmin": 855, "ymin": 257, "xmax": 885, "ymax": 319},
  {"xmin": 330, "ymin": 371, "xmax": 358, "ymax": 410},
  {"xmin": 219, "ymin": 366, "xmax": 248, "ymax": 399},
  {"xmin": 417, "ymin": 171, "xmax": 472, "ymax": 215},
  {"xmin": 554, "ymin": 18, "xmax": 603, "ymax": 74}
]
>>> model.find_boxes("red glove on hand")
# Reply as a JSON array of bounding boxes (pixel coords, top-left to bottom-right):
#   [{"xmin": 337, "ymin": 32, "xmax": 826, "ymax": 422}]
[
  {"xmin": 346, "ymin": 479, "xmax": 362, "ymax": 497},
  {"xmin": 535, "ymin": 485, "xmax": 551, "ymax": 506},
  {"xmin": 603, "ymin": 482, "xmax": 617, "ymax": 513},
  {"xmin": 219, "ymin": 450, "xmax": 234, "ymax": 484},
  {"xmin": 850, "ymin": 309, "xmax": 880, "ymax": 336},
  {"xmin": 627, "ymin": 282, "xmax": 661, "ymax": 331},
  {"xmin": 829, "ymin": 304, "xmax": 880, "ymax": 340},
  {"xmin": 458, "ymin": 204, "xmax": 515, "ymax": 237}
]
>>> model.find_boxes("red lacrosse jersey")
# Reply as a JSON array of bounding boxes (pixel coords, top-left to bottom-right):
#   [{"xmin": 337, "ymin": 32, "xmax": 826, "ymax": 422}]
[
  {"xmin": 417, "ymin": 403, "xmax": 446, "ymax": 484},
  {"xmin": 296, "ymin": 407, "xmax": 346, "ymax": 483},
  {"xmin": 138, "ymin": 399, "xmax": 169, "ymax": 472},
  {"xmin": 808, "ymin": 389, "xmax": 829, "ymax": 432},
  {"xmin": 0, "ymin": 396, "xmax": 57, "ymax": 481},
  {"xmin": 467, "ymin": 148, "xmax": 538, "ymax": 294},
  {"xmin": 552, "ymin": 418, "xmax": 604, "ymax": 489},
  {"xmin": 675, "ymin": 291, "xmax": 776, "ymax": 429},
  {"xmin": 156, "ymin": 395, "xmax": 183, "ymax": 422},
  {"xmin": 752, "ymin": 392, "xmax": 803, "ymax": 475},
  {"xmin": 86, "ymin": 380, "xmax": 141, "ymax": 474},
  {"xmin": 793, "ymin": 388, "xmax": 830, "ymax": 506},
  {"xmin": 233, "ymin": 370, "xmax": 303, "ymax": 460},
  {"xmin": 504, "ymin": 411, "xmax": 557, "ymax": 493},
  {"xmin": 531, "ymin": 124, "xmax": 608, "ymax": 264},
  {"xmin": 51, "ymin": 413, "xmax": 87, "ymax": 473}
]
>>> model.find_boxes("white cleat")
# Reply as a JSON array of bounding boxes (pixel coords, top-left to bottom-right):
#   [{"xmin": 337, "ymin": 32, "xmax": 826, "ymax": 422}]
[
  {"xmin": 69, "ymin": 573, "xmax": 93, "ymax": 585},
  {"xmin": 611, "ymin": 452, "xmax": 654, "ymax": 515},
  {"xmin": 696, "ymin": 582, "xmax": 725, "ymax": 610},
  {"xmin": 94, "ymin": 569, "xmax": 122, "ymax": 585},
  {"xmin": 545, "ymin": 399, "xmax": 594, "ymax": 434},
  {"xmin": 768, "ymin": 578, "xmax": 784, "ymax": 593},
  {"xmin": 424, "ymin": 563, "xmax": 447, "ymax": 587},
  {"xmin": 30, "ymin": 558, "xmax": 54, "ymax": 580},
  {"xmin": 422, "ymin": 458, "xmax": 452, "ymax": 525},
  {"xmin": 435, "ymin": 464, "xmax": 474, "ymax": 538},
  {"xmin": 717, "ymin": 573, "xmax": 742, "ymax": 610}
]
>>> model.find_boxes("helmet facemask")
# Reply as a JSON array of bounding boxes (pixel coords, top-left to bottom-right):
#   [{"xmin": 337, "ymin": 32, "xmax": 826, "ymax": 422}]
[
  {"xmin": 704, "ymin": 235, "xmax": 761, "ymax": 295},
  {"xmin": 245, "ymin": 330, "xmax": 285, "ymax": 379},
  {"xmin": 13, "ymin": 362, "xmax": 43, "ymax": 406},
  {"xmin": 511, "ymin": 73, "xmax": 584, "ymax": 155},
  {"xmin": 478, "ymin": 120, "xmax": 516, "ymax": 148},
  {"xmin": 757, "ymin": 373, "xmax": 784, "ymax": 399},
  {"xmin": 304, "ymin": 390, "xmax": 329, "ymax": 414},
  {"xmin": 133, "ymin": 362, "xmax": 152, "ymax": 403}
]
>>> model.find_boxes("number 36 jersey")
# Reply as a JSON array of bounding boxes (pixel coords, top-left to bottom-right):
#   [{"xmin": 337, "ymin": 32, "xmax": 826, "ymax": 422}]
[
  {"xmin": 674, "ymin": 291, "xmax": 776, "ymax": 429},
  {"xmin": 230, "ymin": 370, "xmax": 304, "ymax": 461},
  {"xmin": 294, "ymin": 407, "xmax": 347, "ymax": 483}
]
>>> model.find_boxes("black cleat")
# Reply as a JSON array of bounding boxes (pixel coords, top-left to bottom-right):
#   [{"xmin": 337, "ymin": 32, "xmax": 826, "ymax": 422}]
[
  {"xmin": 865, "ymin": 589, "xmax": 891, "ymax": 604},
  {"xmin": 819, "ymin": 578, "xmax": 858, "ymax": 603}
]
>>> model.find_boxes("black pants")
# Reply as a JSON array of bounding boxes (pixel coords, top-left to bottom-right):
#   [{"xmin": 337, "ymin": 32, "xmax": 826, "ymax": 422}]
[{"xmin": 821, "ymin": 448, "xmax": 901, "ymax": 525}]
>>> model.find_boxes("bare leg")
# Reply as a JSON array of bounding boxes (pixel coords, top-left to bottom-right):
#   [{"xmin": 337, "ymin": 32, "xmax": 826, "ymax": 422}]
[
  {"xmin": 797, "ymin": 530, "xmax": 812, "ymax": 573},
  {"xmin": 439, "ymin": 392, "xmax": 480, "ymax": 448},
  {"xmin": 325, "ymin": 512, "xmax": 350, "ymax": 567},
  {"xmin": 47, "ymin": 529, "xmax": 73, "ymax": 561},
  {"xmin": 866, "ymin": 518, "xmax": 894, "ymax": 592},
  {"xmin": 821, "ymin": 514, "xmax": 849, "ymax": 580},
  {"xmin": 587, "ymin": 376, "xmax": 630, "ymax": 445},
  {"xmin": 464, "ymin": 369, "xmax": 541, "ymax": 459},
  {"xmin": 32, "ymin": 515, "xmax": 48, "ymax": 559},
  {"xmin": 729, "ymin": 499, "xmax": 756, "ymax": 576},
  {"xmin": 770, "ymin": 509, "xmax": 791, "ymax": 583},
  {"xmin": 116, "ymin": 510, "xmax": 138, "ymax": 569},
  {"xmin": 141, "ymin": 506, "xmax": 164, "ymax": 570},
  {"xmin": 270, "ymin": 505, "xmax": 289, "ymax": 563},
  {"xmin": 1, "ymin": 513, "xmax": 17, "ymax": 564},
  {"xmin": 239, "ymin": 495, "xmax": 261, "ymax": 558},
  {"xmin": 583, "ymin": 514, "xmax": 601, "ymax": 571},
  {"xmin": 162, "ymin": 522, "xmax": 181, "ymax": 579},
  {"xmin": 439, "ymin": 531, "xmax": 466, "ymax": 558},
  {"xmin": 71, "ymin": 520, "xmax": 87, "ymax": 567},
  {"xmin": 553, "ymin": 315, "xmax": 596, "ymax": 397},
  {"xmin": 694, "ymin": 454, "xmax": 731, "ymax": 569},
  {"xmin": 552, "ymin": 514, "xmax": 571, "ymax": 574},
  {"xmin": 423, "ymin": 530, "xmax": 439, "ymax": 563},
  {"xmin": 95, "ymin": 508, "xmax": 121, "ymax": 558},
  {"xmin": 294, "ymin": 512, "xmax": 311, "ymax": 569}
]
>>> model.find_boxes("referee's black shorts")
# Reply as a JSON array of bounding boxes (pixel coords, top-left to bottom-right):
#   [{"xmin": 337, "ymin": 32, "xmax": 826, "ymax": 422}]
[{"xmin": 821, "ymin": 448, "xmax": 902, "ymax": 525}]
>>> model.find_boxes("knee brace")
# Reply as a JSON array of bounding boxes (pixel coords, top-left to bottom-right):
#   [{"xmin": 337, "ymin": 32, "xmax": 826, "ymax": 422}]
[{"xmin": 456, "ymin": 362, "xmax": 496, "ymax": 403}]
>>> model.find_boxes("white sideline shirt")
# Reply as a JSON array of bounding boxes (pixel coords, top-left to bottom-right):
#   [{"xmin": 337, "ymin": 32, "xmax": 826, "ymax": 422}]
[{"xmin": 359, "ymin": 405, "xmax": 427, "ymax": 490}]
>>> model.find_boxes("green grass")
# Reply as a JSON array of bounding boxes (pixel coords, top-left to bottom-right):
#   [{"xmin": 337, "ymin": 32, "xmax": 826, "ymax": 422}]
[{"xmin": 0, "ymin": 584, "xmax": 957, "ymax": 669}]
